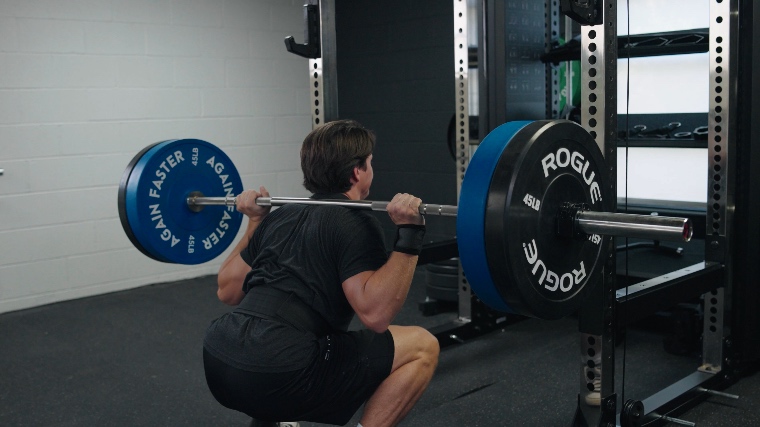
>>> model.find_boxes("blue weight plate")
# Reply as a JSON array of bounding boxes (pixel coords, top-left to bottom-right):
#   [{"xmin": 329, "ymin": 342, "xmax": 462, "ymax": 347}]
[
  {"xmin": 120, "ymin": 139, "xmax": 244, "ymax": 264},
  {"xmin": 457, "ymin": 121, "xmax": 532, "ymax": 313}
]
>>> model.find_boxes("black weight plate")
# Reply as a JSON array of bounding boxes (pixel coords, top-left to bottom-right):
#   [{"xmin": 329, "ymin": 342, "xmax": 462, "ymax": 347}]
[
  {"xmin": 118, "ymin": 141, "xmax": 164, "ymax": 262},
  {"xmin": 485, "ymin": 120, "xmax": 612, "ymax": 320}
]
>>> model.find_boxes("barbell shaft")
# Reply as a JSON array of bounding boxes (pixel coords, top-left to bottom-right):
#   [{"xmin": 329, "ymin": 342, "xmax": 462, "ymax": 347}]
[
  {"xmin": 186, "ymin": 196, "xmax": 460, "ymax": 217},
  {"xmin": 188, "ymin": 195, "xmax": 692, "ymax": 242}
]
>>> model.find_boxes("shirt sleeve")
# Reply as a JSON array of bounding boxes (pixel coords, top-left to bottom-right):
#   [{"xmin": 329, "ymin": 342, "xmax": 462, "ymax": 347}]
[
  {"xmin": 240, "ymin": 244, "xmax": 253, "ymax": 266},
  {"xmin": 240, "ymin": 222, "xmax": 263, "ymax": 267},
  {"xmin": 336, "ymin": 211, "xmax": 389, "ymax": 283}
]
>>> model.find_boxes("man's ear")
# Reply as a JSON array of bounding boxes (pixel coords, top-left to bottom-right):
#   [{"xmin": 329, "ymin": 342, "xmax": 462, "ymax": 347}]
[{"xmin": 349, "ymin": 165, "xmax": 360, "ymax": 184}]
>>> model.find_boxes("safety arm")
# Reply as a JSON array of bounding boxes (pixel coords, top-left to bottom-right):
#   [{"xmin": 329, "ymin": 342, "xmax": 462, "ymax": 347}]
[
  {"xmin": 342, "ymin": 251, "xmax": 419, "ymax": 333},
  {"xmin": 216, "ymin": 217, "xmax": 262, "ymax": 305}
]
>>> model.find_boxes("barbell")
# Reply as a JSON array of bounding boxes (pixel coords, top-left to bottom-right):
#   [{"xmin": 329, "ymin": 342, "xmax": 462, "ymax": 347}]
[{"xmin": 118, "ymin": 120, "xmax": 692, "ymax": 320}]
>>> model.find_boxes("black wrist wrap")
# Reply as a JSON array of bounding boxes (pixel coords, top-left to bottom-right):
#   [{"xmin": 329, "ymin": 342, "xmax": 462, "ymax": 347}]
[{"xmin": 393, "ymin": 224, "xmax": 426, "ymax": 255}]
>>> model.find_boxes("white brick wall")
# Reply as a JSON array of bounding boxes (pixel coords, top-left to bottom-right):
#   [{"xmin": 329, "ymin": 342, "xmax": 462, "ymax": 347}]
[{"xmin": 0, "ymin": 0, "xmax": 311, "ymax": 314}]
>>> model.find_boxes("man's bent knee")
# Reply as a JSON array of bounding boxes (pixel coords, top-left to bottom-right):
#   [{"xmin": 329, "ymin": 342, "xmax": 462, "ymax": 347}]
[
  {"xmin": 418, "ymin": 327, "xmax": 439, "ymax": 363},
  {"xmin": 388, "ymin": 325, "xmax": 439, "ymax": 371},
  {"xmin": 408, "ymin": 327, "xmax": 438, "ymax": 383}
]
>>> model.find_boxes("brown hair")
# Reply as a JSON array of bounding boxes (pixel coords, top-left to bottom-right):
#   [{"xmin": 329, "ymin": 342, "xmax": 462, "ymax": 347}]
[{"xmin": 300, "ymin": 120, "xmax": 375, "ymax": 194}]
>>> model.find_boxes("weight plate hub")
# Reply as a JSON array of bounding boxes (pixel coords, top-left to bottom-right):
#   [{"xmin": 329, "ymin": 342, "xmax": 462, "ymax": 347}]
[
  {"xmin": 459, "ymin": 120, "xmax": 612, "ymax": 320},
  {"xmin": 118, "ymin": 139, "xmax": 243, "ymax": 264}
]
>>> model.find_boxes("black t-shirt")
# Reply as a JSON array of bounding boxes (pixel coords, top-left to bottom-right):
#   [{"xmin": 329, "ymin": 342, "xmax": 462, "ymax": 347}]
[{"xmin": 203, "ymin": 193, "xmax": 388, "ymax": 372}]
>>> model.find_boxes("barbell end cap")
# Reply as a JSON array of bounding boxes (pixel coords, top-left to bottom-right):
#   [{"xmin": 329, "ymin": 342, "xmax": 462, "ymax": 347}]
[
  {"xmin": 682, "ymin": 219, "xmax": 693, "ymax": 242},
  {"xmin": 186, "ymin": 192, "xmax": 204, "ymax": 213}
]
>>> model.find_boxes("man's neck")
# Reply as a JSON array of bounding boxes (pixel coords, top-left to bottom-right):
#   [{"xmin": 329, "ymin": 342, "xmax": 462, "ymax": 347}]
[{"xmin": 343, "ymin": 187, "xmax": 362, "ymax": 200}]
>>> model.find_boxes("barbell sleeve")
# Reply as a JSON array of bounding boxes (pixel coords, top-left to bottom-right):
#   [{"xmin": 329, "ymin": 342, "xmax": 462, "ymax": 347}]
[
  {"xmin": 186, "ymin": 195, "xmax": 236, "ymax": 207},
  {"xmin": 575, "ymin": 211, "xmax": 693, "ymax": 242}
]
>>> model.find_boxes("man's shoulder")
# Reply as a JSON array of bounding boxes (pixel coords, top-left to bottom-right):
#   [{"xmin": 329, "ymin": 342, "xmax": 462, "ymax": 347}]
[
  {"xmin": 321, "ymin": 205, "xmax": 381, "ymax": 225},
  {"xmin": 265, "ymin": 203, "xmax": 381, "ymax": 231}
]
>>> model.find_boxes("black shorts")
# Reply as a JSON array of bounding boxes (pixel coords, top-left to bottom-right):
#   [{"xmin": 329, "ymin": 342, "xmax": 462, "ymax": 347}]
[{"xmin": 203, "ymin": 328, "xmax": 394, "ymax": 425}]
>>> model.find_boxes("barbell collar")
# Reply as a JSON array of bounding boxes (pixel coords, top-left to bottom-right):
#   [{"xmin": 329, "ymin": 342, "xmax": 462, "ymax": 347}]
[
  {"xmin": 575, "ymin": 210, "xmax": 693, "ymax": 242},
  {"xmin": 186, "ymin": 196, "xmax": 459, "ymax": 217}
]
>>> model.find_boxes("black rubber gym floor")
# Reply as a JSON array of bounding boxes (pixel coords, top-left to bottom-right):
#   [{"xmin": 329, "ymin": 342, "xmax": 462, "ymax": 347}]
[{"xmin": 1, "ymin": 269, "xmax": 758, "ymax": 426}]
